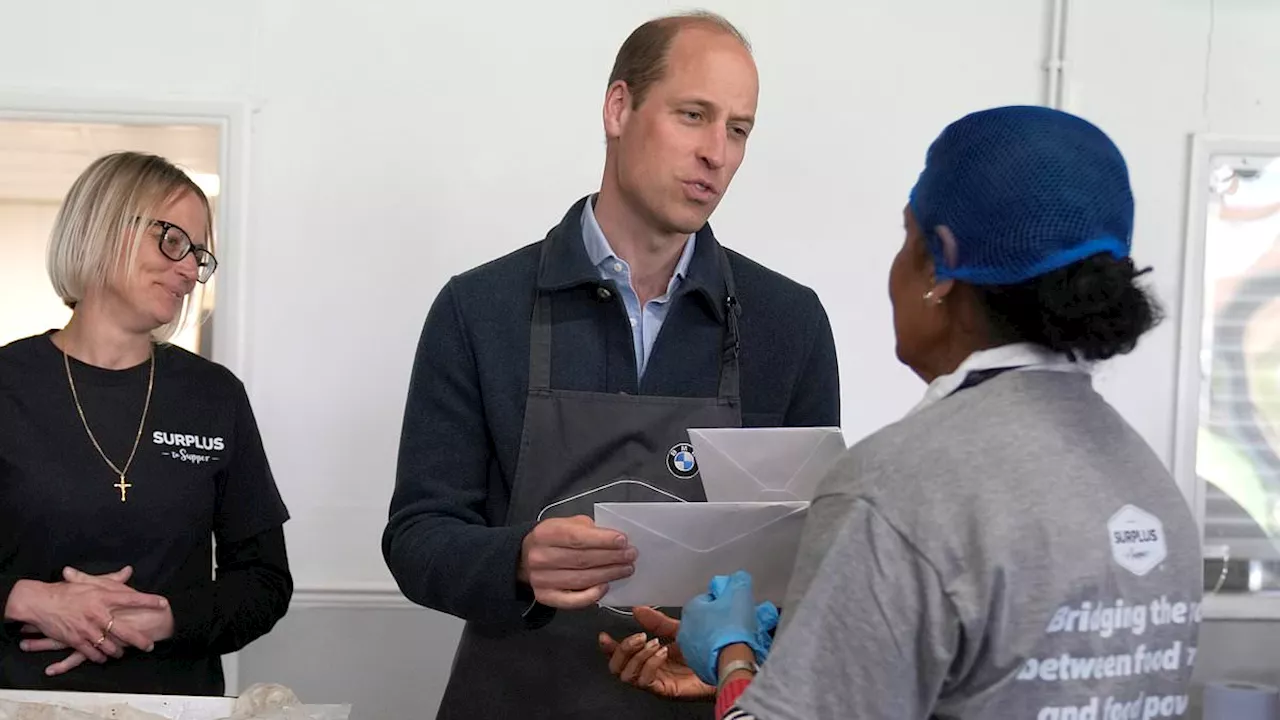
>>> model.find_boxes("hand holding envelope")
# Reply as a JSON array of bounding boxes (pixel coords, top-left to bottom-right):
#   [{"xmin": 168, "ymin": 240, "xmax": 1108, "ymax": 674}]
[
  {"xmin": 594, "ymin": 426, "xmax": 848, "ymax": 608},
  {"xmin": 595, "ymin": 501, "xmax": 808, "ymax": 606},
  {"xmin": 519, "ymin": 516, "xmax": 638, "ymax": 609}
]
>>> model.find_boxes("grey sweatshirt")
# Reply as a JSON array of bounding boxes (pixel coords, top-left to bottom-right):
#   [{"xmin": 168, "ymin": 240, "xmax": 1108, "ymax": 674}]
[{"xmin": 738, "ymin": 369, "xmax": 1202, "ymax": 720}]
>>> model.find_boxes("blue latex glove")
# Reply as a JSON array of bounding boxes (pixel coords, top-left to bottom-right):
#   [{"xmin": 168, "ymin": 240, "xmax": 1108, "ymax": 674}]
[
  {"xmin": 677, "ymin": 571, "xmax": 780, "ymax": 685},
  {"xmin": 710, "ymin": 574, "xmax": 779, "ymax": 660}
]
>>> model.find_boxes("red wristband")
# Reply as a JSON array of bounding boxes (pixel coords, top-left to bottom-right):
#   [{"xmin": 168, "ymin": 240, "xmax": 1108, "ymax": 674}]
[{"xmin": 716, "ymin": 676, "xmax": 754, "ymax": 718}]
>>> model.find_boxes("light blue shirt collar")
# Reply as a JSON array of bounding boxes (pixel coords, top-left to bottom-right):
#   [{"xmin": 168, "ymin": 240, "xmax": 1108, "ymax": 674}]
[
  {"xmin": 580, "ymin": 195, "xmax": 696, "ymax": 380},
  {"xmin": 581, "ymin": 196, "xmax": 696, "ymax": 285}
]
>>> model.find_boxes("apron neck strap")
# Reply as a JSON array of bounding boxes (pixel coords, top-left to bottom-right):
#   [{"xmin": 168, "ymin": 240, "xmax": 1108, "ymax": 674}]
[
  {"xmin": 529, "ymin": 291, "xmax": 554, "ymax": 390},
  {"xmin": 717, "ymin": 248, "xmax": 741, "ymax": 404},
  {"xmin": 527, "ymin": 247, "xmax": 741, "ymax": 405}
]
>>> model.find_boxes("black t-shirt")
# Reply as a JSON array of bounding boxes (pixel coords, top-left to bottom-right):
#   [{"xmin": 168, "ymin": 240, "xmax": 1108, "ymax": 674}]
[{"xmin": 0, "ymin": 331, "xmax": 291, "ymax": 694}]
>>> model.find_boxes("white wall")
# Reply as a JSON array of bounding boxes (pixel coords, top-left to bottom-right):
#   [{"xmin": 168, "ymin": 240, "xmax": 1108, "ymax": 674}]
[{"xmin": 2, "ymin": 0, "xmax": 1278, "ymax": 717}]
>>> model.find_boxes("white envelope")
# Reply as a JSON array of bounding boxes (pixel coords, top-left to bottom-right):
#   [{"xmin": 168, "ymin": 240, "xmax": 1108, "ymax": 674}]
[
  {"xmin": 595, "ymin": 501, "xmax": 808, "ymax": 607},
  {"xmin": 688, "ymin": 426, "xmax": 847, "ymax": 502}
]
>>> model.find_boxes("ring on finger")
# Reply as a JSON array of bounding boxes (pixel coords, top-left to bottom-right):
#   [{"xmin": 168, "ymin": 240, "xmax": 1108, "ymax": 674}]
[{"xmin": 94, "ymin": 617, "xmax": 115, "ymax": 648}]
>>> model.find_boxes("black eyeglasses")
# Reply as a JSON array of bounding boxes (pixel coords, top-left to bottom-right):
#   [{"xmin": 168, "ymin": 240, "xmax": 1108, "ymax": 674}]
[{"xmin": 149, "ymin": 219, "xmax": 217, "ymax": 283}]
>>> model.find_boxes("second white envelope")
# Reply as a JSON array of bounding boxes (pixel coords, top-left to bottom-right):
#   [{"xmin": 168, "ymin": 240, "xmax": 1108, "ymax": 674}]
[
  {"xmin": 595, "ymin": 501, "xmax": 809, "ymax": 607},
  {"xmin": 688, "ymin": 426, "xmax": 847, "ymax": 502}
]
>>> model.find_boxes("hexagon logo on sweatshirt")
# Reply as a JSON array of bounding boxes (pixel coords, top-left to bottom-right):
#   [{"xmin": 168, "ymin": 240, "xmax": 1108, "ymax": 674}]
[{"xmin": 1108, "ymin": 504, "xmax": 1167, "ymax": 576}]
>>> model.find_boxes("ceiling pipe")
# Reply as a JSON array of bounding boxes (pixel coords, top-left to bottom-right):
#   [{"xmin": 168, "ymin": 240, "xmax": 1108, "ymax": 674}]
[{"xmin": 1044, "ymin": 0, "xmax": 1070, "ymax": 110}]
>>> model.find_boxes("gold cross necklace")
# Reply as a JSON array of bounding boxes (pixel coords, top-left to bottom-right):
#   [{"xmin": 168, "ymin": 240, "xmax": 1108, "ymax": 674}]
[{"xmin": 63, "ymin": 344, "xmax": 155, "ymax": 502}]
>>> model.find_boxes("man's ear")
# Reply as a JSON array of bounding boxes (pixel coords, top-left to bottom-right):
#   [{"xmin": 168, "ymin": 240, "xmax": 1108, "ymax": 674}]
[{"xmin": 603, "ymin": 81, "xmax": 632, "ymax": 140}]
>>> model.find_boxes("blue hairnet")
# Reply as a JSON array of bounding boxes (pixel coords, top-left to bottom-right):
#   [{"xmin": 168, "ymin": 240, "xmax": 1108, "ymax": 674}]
[{"xmin": 908, "ymin": 105, "xmax": 1134, "ymax": 286}]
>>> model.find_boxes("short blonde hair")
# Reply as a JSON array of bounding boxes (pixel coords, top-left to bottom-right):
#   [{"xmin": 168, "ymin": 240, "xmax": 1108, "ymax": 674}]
[{"xmin": 47, "ymin": 151, "xmax": 215, "ymax": 343}]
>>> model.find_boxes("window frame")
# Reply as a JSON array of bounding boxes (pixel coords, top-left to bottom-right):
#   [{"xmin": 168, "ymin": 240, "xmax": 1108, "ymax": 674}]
[{"xmin": 1174, "ymin": 132, "xmax": 1280, "ymax": 620}]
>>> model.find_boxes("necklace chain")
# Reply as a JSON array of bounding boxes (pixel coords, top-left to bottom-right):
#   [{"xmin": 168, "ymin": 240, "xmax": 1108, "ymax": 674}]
[{"xmin": 63, "ymin": 345, "xmax": 155, "ymax": 502}]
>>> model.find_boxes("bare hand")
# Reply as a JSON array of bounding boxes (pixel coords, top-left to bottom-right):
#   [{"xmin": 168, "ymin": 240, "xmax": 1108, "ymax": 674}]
[
  {"xmin": 59, "ymin": 567, "xmax": 174, "ymax": 643},
  {"xmin": 16, "ymin": 566, "xmax": 138, "ymax": 662},
  {"xmin": 599, "ymin": 606, "xmax": 714, "ymax": 699},
  {"xmin": 9, "ymin": 567, "xmax": 168, "ymax": 674},
  {"xmin": 20, "ymin": 566, "xmax": 175, "ymax": 677},
  {"xmin": 519, "ymin": 516, "xmax": 637, "ymax": 609}
]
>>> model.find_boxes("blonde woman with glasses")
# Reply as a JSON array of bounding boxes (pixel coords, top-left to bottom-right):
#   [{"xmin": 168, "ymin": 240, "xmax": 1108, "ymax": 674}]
[{"xmin": 0, "ymin": 151, "xmax": 291, "ymax": 694}]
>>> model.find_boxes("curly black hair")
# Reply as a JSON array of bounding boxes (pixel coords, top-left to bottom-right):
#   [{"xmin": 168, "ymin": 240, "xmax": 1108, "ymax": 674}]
[{"xmin": 974, "ymin": 254, "xmax": 1164, "ymax": 362}]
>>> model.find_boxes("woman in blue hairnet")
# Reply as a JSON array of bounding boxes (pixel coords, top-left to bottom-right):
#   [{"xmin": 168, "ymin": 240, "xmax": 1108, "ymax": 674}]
[{"xmin": 600, "ymin": 106, "xmax": 1203, "ymax": 719}]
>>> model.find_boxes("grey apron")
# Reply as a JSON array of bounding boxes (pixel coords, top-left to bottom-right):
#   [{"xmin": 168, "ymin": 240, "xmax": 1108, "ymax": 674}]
[{"xmin": 435, "ymin": 247, "xmax": 744, "ymax": 719}]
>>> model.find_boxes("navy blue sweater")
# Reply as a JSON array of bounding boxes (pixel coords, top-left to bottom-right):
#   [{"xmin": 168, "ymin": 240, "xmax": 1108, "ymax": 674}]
[{"xmin": 383, "ymin": 197, "xmax": 840, "ymax": 626}]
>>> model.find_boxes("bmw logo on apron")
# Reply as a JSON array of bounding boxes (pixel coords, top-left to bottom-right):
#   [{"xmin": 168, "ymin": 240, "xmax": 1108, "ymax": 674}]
[{"xmin": 666, "ymin": 442, "xmax": 699, "ymax": 480}]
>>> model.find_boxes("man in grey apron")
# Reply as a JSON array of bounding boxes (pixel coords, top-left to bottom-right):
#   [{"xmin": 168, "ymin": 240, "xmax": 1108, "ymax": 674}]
[
  {"xmin": 383, "ymin": 10, "xmax": 840, "ymax": 719},
  {"xmin": 437, "ymin": 245, "xmax": 745, "ymax": 718}
]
